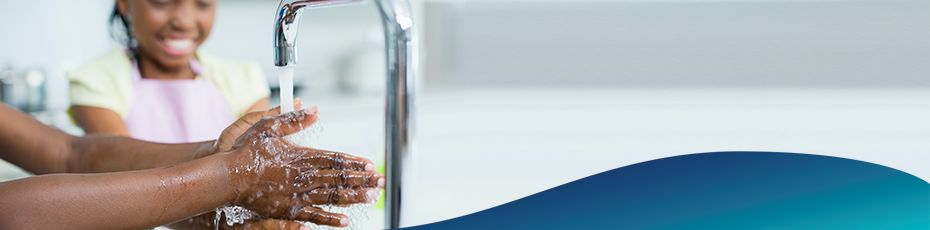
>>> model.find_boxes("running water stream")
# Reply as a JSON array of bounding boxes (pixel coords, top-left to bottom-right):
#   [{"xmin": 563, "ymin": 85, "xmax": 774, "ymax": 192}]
[{"xmin": 279, "ymin": 66, "xmax": 295, "ymax": 114}]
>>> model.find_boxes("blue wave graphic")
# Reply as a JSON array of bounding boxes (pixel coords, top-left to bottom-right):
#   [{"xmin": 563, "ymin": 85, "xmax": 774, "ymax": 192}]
[{"xmin": 405, "ymin": 152, "xmax": 929, "ymax": 230}]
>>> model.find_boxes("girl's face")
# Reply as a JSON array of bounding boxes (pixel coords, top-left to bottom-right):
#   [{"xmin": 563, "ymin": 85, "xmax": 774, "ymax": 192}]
[{"xmin": 117, "ymin": 0, "xmax": 216, "ymax": 68}]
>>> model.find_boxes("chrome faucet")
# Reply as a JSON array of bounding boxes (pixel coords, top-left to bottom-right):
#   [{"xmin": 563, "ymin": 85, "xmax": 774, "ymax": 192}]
[{"xmin": 273, "ymin": 0, "xmax": 417, "ymax": 228}]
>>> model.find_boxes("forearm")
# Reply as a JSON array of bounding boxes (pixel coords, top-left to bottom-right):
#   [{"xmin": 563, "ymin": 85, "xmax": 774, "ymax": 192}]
[
  {"xmin": 68, "ymin": 135, "xmax": 216, "ymax": 173},
  {"xmin": 0, "ymin": 104, "xmax": 214, "ymax": 175},
  {"xmin": 0, "ymin": 104, "xmax": 73, "ymax": 174},
  {"xmin": 0, "ymin": 153, "xmax": 236, "ymax": 230}
]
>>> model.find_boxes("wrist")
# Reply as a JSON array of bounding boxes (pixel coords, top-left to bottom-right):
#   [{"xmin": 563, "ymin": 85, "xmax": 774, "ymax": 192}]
[
  {"xmin": 147, "ymin": 152, "xmax": 244, "ymax": 221},
  {"xmin": 217, "ymin": 150, "xmax": 246, "ymax": 205}
]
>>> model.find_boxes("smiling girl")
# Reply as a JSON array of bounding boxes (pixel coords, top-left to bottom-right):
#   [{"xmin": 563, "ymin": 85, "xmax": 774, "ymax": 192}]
[{"xmin": 69, "ymin": 0, "xmax": 270, "ymax": 143}]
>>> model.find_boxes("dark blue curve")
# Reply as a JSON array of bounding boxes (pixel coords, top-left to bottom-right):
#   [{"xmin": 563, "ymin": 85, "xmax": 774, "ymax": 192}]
[{"xmin": 404, "ymin": 152, "xmax": 929, "ymax": 230}]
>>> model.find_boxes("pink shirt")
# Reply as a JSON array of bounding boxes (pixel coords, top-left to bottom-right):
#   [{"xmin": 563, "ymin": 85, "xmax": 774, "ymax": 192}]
[{"xmin": 123, "ymin": 58, "xmax": 233, "ymax": 144}]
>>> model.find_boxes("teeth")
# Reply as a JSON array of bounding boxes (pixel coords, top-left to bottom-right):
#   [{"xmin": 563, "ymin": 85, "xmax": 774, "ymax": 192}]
[{"xmin": 165, "ymin": 39, "xmax": 193, "ymax": 50}]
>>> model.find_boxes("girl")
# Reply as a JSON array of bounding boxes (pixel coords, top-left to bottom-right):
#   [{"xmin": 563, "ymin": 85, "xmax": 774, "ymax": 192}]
[{"xmin": 69, "ymin": 0, "xmax": 270, "ymax": 143}]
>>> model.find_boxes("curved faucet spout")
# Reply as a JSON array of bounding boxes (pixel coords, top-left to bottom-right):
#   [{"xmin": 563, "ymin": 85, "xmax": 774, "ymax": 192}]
[{"xmin": 273, "ymin": 0, "xmax": 364, "ymax": 67}]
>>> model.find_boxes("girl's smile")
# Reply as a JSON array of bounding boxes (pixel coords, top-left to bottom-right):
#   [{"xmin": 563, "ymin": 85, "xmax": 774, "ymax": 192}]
[{"xmin": 158, "ymin": 37, "xmax": 197, "ymax": 56}]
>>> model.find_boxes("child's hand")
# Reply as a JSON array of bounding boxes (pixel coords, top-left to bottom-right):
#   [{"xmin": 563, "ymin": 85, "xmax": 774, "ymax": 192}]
[
  {"xmin": 213, "ymin": 98, "xmax": 304, "ymax": 154},
  {"xmin": 222, "ymin": 107, "xmax": 383, "ymax": 227}
]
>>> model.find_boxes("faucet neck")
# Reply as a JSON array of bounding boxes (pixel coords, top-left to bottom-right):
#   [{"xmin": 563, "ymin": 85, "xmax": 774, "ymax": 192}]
[{"xmin": 273, "ymin": 0, "xmax": 364, "ymax": 67}]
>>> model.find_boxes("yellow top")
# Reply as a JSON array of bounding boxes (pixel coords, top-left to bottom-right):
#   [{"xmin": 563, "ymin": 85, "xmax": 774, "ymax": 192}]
[{"xmin": 68, "ymin": 48, "xmax": 270, "ymax": 120}]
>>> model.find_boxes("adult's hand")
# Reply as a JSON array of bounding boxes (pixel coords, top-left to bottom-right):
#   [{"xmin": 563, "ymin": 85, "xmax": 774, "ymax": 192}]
[{"xmin": 222, "ymin": 107, "xmax": 384, "ymax": 227}]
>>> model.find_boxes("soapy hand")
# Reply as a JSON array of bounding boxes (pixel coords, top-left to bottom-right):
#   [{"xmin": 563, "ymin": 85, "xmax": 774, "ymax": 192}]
[
  {"xmin": 222, "ymin": 107, "xmax": 384, "ymax": 227},
  {"xmin": 213, "ymin": 98, "xmax": 304, "ymax": 154}
]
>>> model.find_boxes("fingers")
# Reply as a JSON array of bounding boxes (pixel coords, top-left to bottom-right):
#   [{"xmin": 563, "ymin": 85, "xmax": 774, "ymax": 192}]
[
  {"xmin": 293, "ymin": 150, "xmax": 375, "ymax": 171},
  {"xmin": 242, "ymin": 97, "xmax": 305, "ymax": 125},
  {"xmin": 216, "ymin": 99, "xmax": 301, "ymax": 152},
  {"xmin": 236, "ymin": 218, "xmax": 310, "ymax": 230},
  {"xmin": 293, "ymin": 97, "xmax": 304, "ymax": 112},
  {"xmin": 258, "ymin": 106, "xmax": 320, "ymax": 138},
  {"xmin": 299, "ymin": 188, "xmax": 382, "ymax": 205},
  {"xmin": 265, "ymin": 97, "xmax": 304, "ymax": 116},
  {"xmin": 290, "ymin": 206, "xmax": 349, "ymax": 227},
  {"xmin": 194, "ymin": 98, "xmax": 312, "ymax": 154},
  {"xmin": 217, "ymin": 111, "xmax": 274, "ymax": 152},
  {"xmin": 298, "ymin": 170, "xmax": 385, "ymax": 189}
]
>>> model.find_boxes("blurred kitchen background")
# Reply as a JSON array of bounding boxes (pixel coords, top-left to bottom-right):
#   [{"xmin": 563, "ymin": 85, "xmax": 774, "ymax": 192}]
[{"xmin": 2, "ymin": 0, "xmax": 930, "ymax": 228}]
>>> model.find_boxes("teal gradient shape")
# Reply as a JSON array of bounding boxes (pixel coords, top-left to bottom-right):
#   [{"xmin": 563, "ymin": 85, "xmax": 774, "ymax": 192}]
[{"xmin": 404, "ymin": 152, "xmax": 929, "ymax": 230}]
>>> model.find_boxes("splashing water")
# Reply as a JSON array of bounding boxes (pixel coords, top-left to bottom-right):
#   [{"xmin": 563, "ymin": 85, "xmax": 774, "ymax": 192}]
[
  {"xmin": 215, "ymin": 206, "xmax": 257, "ymax": 228},
  {"xmin": 282, "ymin": 121, "xmax": 322, "ymax": 147}
]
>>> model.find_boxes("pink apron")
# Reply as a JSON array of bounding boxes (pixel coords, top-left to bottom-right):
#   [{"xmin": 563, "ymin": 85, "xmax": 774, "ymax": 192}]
[{"xmin": 124, "ymin": 57, "xmax": 233, "ymax": 144}]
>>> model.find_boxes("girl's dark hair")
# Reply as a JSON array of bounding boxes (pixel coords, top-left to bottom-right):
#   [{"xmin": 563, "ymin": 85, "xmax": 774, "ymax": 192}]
[{"xmin": 109, "ymin": 5, "xmax": 136, "ymax": 49}]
